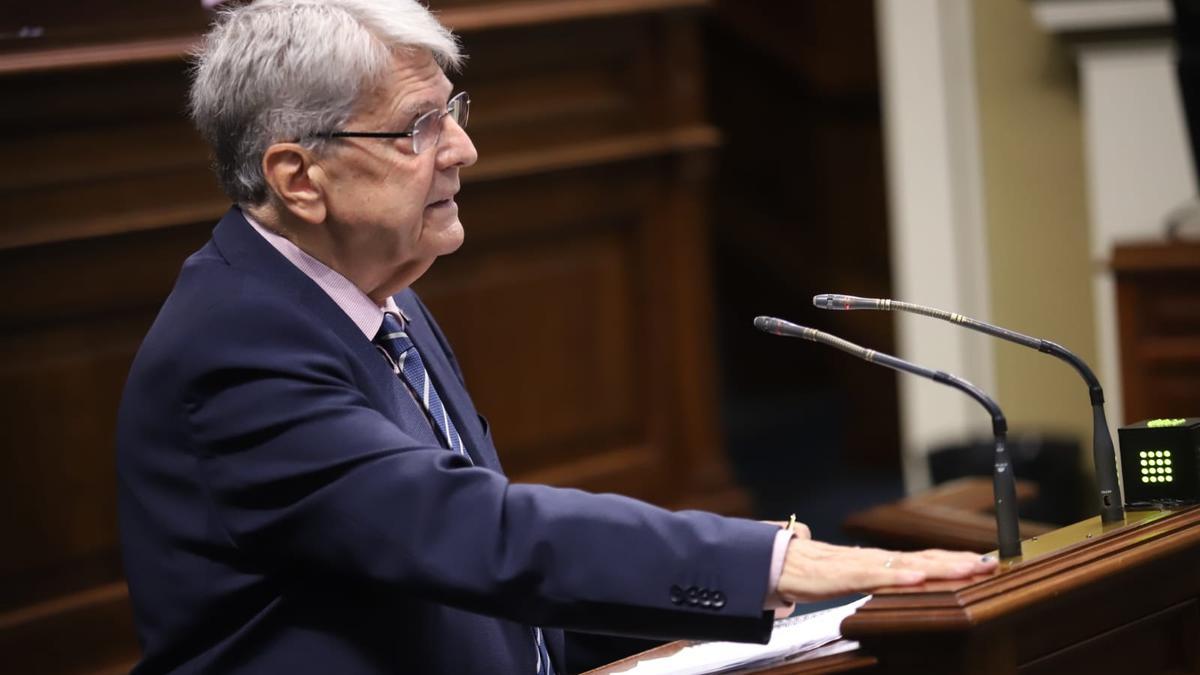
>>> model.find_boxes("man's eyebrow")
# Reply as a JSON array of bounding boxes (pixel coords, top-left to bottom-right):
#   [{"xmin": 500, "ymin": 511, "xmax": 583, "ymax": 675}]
[
  {"xmin": 402, "ymin": 99, "xmax": 440, "ymax": 114},
  {"xmin": 401, "ymin": 92, "xmax": 453, "ymax": 115}
]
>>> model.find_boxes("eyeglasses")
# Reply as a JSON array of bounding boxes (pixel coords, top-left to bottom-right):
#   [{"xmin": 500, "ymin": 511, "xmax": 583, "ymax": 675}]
[{"xmin": 309, "ymin": 91, "xmax": 470, "ymax": 154}]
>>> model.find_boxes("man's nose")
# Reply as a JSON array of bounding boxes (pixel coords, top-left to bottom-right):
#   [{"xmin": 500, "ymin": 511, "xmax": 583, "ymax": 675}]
[{"xmin": 437, "ymin": 117, "xmax": 478, "ymax": 169}]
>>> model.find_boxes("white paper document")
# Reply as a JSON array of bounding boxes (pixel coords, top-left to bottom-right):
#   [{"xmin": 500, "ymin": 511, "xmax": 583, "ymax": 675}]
[{"xmin": 610, "ymin": 595, "xmax": 870, "ymax": 675}]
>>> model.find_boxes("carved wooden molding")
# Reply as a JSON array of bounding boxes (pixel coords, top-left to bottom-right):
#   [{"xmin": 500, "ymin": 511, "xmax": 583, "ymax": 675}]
[
  {"xmin": 0, "ymin": 125, "xmax": 718, "ymax": 252},
  {"xmin": 843, "ymin": 505, "xmax": 1200, "ymax": 634},
  {"xmin": 0, "ymin": 0, "xmax": 710, "ymax": 76}
]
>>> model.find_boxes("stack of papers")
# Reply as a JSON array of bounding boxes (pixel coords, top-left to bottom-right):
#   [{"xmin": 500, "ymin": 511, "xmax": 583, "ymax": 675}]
[{"xmin": 611, "ymin": 596, "xmax": 871, "ymax": 674}]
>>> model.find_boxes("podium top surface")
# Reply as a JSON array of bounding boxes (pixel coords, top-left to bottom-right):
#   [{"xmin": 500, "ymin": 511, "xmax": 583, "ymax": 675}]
[{"xmin": 843, "ymin": 504, "xmax": 1200, "ymax": 636}]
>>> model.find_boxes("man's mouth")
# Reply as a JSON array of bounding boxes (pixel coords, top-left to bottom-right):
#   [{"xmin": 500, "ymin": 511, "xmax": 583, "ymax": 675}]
[{"xmin": 426, "ymin": 197, "xmax": 455, "ymax": 209}]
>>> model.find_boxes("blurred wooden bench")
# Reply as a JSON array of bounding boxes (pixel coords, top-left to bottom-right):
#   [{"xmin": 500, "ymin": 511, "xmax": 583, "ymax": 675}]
[{"xmin": 842, "ymin": 477, "xmax": 1057, "ymax": 553}]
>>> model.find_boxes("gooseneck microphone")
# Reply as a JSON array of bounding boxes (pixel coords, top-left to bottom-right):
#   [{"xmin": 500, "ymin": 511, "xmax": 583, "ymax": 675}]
[
  {"xmin": 813, "ymin": 293, "xmax": 1124, "ymax": 524},
  {"xmin": 754, "ymin": 316, "xmax": 1022, "ymax": 558}
]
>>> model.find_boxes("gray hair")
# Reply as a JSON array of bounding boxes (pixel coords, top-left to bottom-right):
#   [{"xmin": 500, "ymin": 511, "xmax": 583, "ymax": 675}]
[{"xmin": 189, "ymin": 0, "xmax": 462, "ymax": 205}]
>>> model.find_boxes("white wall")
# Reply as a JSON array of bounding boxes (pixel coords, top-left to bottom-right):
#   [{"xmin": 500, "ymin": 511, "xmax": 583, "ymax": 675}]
[
  {"xmin": 875, "ymin": 0, "xmax": 995, "ymax": 492},
  {"xmin": 1079, "ymin": 40, "xmax": 1196, "ymax": 427}
]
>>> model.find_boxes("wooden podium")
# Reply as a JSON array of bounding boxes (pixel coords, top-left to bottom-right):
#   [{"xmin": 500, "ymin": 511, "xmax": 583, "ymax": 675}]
[{"xmin": 587, "ymin": 505, "xmax": 1200, "ymax": 674}]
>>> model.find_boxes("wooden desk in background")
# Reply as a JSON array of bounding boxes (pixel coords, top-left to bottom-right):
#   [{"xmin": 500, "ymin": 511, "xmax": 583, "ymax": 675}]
[
  {"xmin": 843, "ymin": 477, "xmax": 1056, "ymax": 553},
  {"xmin": 1113, "ymin": 241, "xmax": 1200, "ymax": 423}
]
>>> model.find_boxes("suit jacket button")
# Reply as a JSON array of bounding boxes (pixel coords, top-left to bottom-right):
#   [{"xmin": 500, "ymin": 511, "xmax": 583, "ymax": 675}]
[
  {"xmin": 712, "ymin": 591, "xmax": 726, "ymax": 609},
  {"xmin": 669, "ymin": 585, "xmax": 684, "ymax": 605},
  {"xmin": 685, "ymin": 586, "xmax": 700, "ymax": 606}
]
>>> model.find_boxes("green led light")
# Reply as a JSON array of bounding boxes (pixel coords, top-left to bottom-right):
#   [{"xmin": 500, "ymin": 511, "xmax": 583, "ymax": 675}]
[
  {"xmin": 1165, "ymin": 450, "xmax": 1173, "ymax": 457},
  {"xmin": 1147, "ymin": 418, "xmax": 1187, "ymax": 428},
  {"xmin": 1140, "ymin": 451, "xmax": 1148, "ymax": 458},
  {"xmin": 1167, "ymin": 476, "xmax": 1174, "ymax": 482}
]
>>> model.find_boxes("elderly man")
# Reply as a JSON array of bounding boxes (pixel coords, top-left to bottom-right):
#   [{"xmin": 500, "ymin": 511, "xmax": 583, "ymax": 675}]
[{"xmin": 116, "ymin": 1, "xmax": 996, "ymax": 673}]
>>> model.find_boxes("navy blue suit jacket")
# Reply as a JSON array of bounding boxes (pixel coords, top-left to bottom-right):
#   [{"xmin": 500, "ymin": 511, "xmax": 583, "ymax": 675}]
[{"xmin": 117, "ymin": 208, "xmax": 777, "ymax": 674}]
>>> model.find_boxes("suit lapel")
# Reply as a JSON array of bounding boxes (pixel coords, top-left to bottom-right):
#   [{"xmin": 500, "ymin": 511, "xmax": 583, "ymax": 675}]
[
  {"xmin": 210, "ymin": 208, "xmax": 444, "ymax": 450},
  {"xmin": 395, "ymin": 292, "xmax": 502, "ymax": 471}
]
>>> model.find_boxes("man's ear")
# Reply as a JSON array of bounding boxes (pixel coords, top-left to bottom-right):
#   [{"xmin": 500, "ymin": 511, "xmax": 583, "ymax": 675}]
[{"xmin": 260, "ymin": 143, "xmax": 327, "ymax": 225}]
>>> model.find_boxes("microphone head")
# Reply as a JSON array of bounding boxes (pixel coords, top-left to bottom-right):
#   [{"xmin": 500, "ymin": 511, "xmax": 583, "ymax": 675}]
[
  {"xmin": 754, "ymin": 316, "xmax": 810, "ymax": 339},
  {"xmin": 753, "ymin": 316, "xmax": 778, "ymax": 333},
  {"xmin": 813, "ymin": 293, "xmax": 874, "ymax": 310}
]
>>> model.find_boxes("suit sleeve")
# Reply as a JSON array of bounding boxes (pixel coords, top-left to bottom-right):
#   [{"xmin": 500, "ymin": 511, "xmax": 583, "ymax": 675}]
[{"xmin": 184, "ymin": 299, "xmax": 778, "ymax": 644}]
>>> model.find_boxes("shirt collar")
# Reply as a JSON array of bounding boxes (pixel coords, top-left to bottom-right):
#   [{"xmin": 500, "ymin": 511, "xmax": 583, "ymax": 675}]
[{"xmin": 243, "ymin": 212, "xmax": 408, "ymax": 338}]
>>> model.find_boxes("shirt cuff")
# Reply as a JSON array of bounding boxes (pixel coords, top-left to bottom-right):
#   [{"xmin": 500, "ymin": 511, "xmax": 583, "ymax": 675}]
[{"xmin": 763, "ymin": 527, "xmax": 796, "ymax": 611}]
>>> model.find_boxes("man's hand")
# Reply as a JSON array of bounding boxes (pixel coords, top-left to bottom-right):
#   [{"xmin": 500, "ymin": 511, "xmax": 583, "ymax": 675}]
[{"xmin": 776, "ymin": 537, "xmax": 998, "ymax": 604}]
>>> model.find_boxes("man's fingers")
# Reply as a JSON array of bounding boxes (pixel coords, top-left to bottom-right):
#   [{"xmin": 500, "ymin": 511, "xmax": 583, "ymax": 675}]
[
  {"xmin": 776, "ymin": 538, "xmax": 998, "ymax": 603},
  {"xmin": 890, "ymin": 550, "xmax": 997, "ymax": 578},
  {"xmin": 831, "ymin": 563, "xmax": 927, "ymax": 593}
]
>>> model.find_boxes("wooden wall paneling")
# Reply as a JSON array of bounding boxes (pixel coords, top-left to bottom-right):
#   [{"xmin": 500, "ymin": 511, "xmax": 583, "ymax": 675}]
[
  {"xmin": 0, "ymin": 2, "xmax": 739, "ymax": 672},
  {"xmin": 0, "ymin": 581, "xmax": 137, "ymax": 675},
  {"xmin": 0, "ymin": 225, "xmax": 214, "ymax": 674},
  {"xmin": 0, "ymin": 225, "xmax": 211, "ymax": 587},
  {"xmin": 647, "ymin": 13, "xmax": 739, "ymax": 507},
  {"xmin": 0, "ymin": 5, "xmax": 210, "ymax": 56},
  {"xmin": 0, "ymin": 62, "xmax": 227, "ymax": 251},
  {"xmin": 416, "ymin": 168, "xmax": 645, "ymax": 480}
]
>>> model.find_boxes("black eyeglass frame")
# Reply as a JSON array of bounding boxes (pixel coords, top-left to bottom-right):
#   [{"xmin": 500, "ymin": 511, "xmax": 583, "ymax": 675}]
[{"xmin": 307, "ymin": 91, "xmax": 470, "ymax": 154}]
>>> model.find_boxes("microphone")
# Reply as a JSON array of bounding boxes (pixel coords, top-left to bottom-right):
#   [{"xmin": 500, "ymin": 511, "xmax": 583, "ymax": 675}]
[
  {"xmin": 754, "ymin": 316, "xmax": 1022, "ymax": 558},
  {"xmin": 813, "ymin": 293, "xmax": 1124, "ymax": 524}
]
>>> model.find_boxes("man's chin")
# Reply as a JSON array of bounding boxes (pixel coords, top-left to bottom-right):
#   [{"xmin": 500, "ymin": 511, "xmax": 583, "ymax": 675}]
[{"xmin": 429, "ymin": 219, "xmax": 466, "ymax": 257}]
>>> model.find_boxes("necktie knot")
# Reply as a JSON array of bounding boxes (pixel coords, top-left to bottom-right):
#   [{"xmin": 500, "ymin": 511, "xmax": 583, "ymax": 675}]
[{"xmin": 376, "ymin": 311, "xmax": 413, "ymax": 347}]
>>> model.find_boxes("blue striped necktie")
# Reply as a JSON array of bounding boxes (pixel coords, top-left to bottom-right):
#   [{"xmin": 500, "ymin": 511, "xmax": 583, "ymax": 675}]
[
  {"xmin": 373, "ymin": 312, "xmax": 554, "ymax": 674},
  {"xmin": 374, "ymin": 312, "xmax": 467, "ymax": 458}
]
